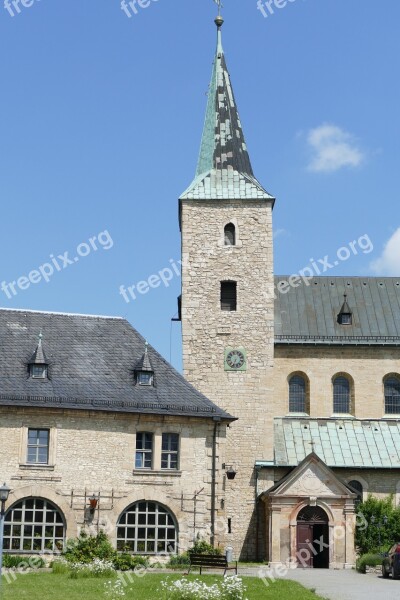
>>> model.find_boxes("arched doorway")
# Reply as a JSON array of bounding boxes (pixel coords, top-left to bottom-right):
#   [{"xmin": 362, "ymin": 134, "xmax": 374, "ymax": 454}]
[{"xmin": 296, "ymin": 506, "xmax": 329, "ymax": 569}]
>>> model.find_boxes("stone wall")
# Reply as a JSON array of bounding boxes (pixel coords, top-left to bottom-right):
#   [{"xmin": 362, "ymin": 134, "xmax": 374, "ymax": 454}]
[
  {"xmin": 0, "ymin": 406, "xmax": 227, "ymax": 551},
  {"xmin": 181, "ymin": 199, "xmax": 275, "ymax": 560},
  {"xmin": 274, "ymin": 345, "xmax": 400, "ymax": 420}
]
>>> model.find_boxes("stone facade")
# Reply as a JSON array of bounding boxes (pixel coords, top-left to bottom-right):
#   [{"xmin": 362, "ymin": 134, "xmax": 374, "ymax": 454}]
[
  {"xmin": 181, "ymin": 199, "xmax": 275, "ymax": 559},
  {"xmin": 1, "ymin": 406, "xmax": 228, "ymax": 552}
]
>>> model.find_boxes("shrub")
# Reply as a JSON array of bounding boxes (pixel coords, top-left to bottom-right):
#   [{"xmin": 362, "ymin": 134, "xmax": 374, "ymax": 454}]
[
  {"xmin": 2, "ymin": 555, "xmax": 45, "ymax": 569},
  {"xmin": 64, "ymin": 531, "xmax": 116, "ymax": 564},
  {"xmin": 356, "ymin": 553, "xmax": 383, "ymax": 574},
  {"xmin": 112, "ymin": 553, "xmax": 149, "ymax": 571},
  {"xmin": 167, "ymin": 552, "xmax": 190, "ymax": 569},
  {"xmin": 356, "ymin": 495, "xmax": 400, "ymax": 555},
  {"xmin": 188, "ymin": 539, "xmax": 222, "ymax": 556}
]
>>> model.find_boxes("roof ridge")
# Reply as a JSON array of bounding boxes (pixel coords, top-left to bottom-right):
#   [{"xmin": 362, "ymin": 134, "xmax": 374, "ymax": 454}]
[{"xmin": 0, "ymin": 307, "xmax": 124, "ymax": 320}]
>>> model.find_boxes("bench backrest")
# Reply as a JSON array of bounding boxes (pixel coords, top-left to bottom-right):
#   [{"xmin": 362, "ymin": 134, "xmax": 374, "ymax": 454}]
[{"xmin": 189, "ymin": 553, "xmax": 227, "ymax": 567}]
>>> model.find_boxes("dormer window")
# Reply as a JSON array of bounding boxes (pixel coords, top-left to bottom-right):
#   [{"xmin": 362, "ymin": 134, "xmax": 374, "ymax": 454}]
[
  {"xmin": 30, "ymin": 364, "xmax": 48, "ymax": 379},
  {"xmin": 28, "ymin": 333, "xmax": 49, "ymax": 380},
  {"xmin": 339, "ymin": 313, "xmax": 352, "ymax": 325},
  {"xmin": 134, "ymin": 342, "xmax": 154, "ymax": 387},
  {"xmin": 137, "ymin": 371, "xmax": 153, "ymax": 386},
  {"xmin": 337, "ymin": 294, "xmax": 353, "ymax": 326}
]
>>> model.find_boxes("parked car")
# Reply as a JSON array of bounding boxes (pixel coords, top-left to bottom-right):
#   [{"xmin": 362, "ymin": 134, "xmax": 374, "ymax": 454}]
[{"xmin": 382, "ymin": 543, "xmax": 400, "ymax": 579}]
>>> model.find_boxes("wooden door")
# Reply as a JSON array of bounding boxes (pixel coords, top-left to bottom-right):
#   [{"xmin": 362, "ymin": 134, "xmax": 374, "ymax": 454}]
[{"xmin": 297, "ymin": 523, "xmax": 313, "ymax": 568}]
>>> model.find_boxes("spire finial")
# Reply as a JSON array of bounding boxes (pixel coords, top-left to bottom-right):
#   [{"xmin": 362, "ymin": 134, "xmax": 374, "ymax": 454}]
[{"xmin": 214, "ymin": 0, "xmax": 224, "ymax": 28}]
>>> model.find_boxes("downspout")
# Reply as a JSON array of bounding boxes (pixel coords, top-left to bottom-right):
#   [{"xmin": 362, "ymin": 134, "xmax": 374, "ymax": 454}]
[
  {"xmin": 255, "ymin": 465, "xmax": 261, "ymax": 561},
  {"xmin": 211, "ymin": 418, "xmax": 220, "ymax": 547}
]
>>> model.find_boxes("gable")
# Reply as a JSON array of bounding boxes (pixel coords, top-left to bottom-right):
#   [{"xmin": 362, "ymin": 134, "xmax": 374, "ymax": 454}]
[{"xmin": 268, "ymin": 454, "xmax": 354, "ymax": 499}]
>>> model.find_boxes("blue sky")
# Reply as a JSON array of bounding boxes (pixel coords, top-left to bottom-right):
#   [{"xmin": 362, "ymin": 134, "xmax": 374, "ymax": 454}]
[{"xmin": 0, "ymin": 0, "xmax": 399, "ymax": 369}]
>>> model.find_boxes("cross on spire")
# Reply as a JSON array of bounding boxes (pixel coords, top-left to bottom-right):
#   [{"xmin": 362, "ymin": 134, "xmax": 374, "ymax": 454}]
[{"xmin": 214, "ymin": 0, "xmax": 223, "ymax": 17}]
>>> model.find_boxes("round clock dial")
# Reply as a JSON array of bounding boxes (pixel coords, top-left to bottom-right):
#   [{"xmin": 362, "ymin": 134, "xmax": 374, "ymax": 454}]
[{"xmin": 226, "ymin": 350, "xmax": 245, "ymax": 369}]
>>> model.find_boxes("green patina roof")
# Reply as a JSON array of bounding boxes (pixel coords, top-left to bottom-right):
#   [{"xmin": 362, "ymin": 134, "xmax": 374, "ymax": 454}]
[
  {"xmin": 272, "ymin": 417, "xmax": 400, "ymax": 469},
  {"xmin": 180, "ymin": 25, "xmax": 274, "ymax": 202}
]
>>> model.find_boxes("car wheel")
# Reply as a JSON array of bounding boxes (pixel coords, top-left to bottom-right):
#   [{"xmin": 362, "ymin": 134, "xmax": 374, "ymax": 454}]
[
  {"xmin": 382, "ymin": 564, "xmax": 390, "ymax": 578},
  {"xmin": 392, "ymin": 566, "xmax": 400, "ymax": 580}
]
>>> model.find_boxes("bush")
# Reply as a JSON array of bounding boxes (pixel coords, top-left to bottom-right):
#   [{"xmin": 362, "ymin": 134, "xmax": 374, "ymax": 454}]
[
  {"xmin": 167, "ymin": 552, "xmax": 190, "ymax": 569},
  {"xmin": 188, "ymin": 539, "xmax": 222, "ymax": 556},
  {"xmin": 112, "ymin": 553, "xmax": 149, "ymax": 571},
  {"xmin": 2, "ymin": 555, "xmax": 45, "ymax": 569},
  {"xmin": 64, "ymin": 531, "xmax": 116, "ymax": 564},
  {"xmin": 356, "ymin": 495, "xmax": 400, "ymax": 555},
  {"xmin": 356, "ymin": 553, "xmax": 383, "ymax": 574}
]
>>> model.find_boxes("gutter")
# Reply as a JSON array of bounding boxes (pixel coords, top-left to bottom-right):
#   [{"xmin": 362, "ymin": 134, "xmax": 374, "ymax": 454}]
[{"xmin": 210, "ymin": 417, "xmax": 220, "ymax": 547}]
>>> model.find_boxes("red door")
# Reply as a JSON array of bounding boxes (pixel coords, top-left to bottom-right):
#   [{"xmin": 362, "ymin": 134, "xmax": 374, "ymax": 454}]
[{"xmin": 297, "ymin": 523, "xmax": 313, "ymax": 568}]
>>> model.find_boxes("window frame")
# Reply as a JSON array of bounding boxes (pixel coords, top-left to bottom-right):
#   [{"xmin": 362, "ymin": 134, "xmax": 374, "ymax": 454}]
[
  {"xmin": 220, "ymin": 281, "xmax": 237, "ymax": 312},
  {"xmin": 137, "ymin": 372, "xmax": 153, "ymax": 387},
  {"xmin": 27, "ymin": 429, "xmax": 50, "ymax": 465},
  {"xmin": 161, "ymin": 433, "xmax": 179, "ymax": 470},
  {"xmin": 384, "ymin": 375, "xmax": 400, "ymax": 415},
  {"xmin": 288, "ymin": 374, "xmax": 309, "ymax": 414},
  {"xmin": 3, "ymin": 497, "xmax": 65, "ymax": 554},
  {"xmin": 116, "ymin": 501, "xmax": 178, "ymax": 555},
  {"xmin": 135, "ymin": 432, "xmax": 154, "ymax": 470},
  {"xmin": 224, "ymin": 223, "xmax": 236, "ymax": 246},
  {"xmin": 30, "ymin": 364, "xmax": 48, "ymax": 379},
  {"xmin": 332, "ymin": 375, "xmax": 352, "ymax": 415}
]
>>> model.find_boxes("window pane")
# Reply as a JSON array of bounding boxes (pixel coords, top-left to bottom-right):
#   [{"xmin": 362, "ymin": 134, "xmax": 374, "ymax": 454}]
[
  {"xmin": 385, "ymin": 378, "xmax": 400, "ymax": 414},
  {"xmin": 116, "ymin": 501, "xmax": 177, "ymax": 555},
  {"xmin": 289, "ymin": 376, "xmax": 306, "ymax": 413},
  {"xmin": 333, "ymin": 377, "xmax": 350, "ymax": 413}
]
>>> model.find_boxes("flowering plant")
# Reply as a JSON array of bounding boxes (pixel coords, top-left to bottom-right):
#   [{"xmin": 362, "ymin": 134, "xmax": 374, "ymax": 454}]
[{"xmin": 161, "ymin": 575, "xmax": 247, "ymax": 600}]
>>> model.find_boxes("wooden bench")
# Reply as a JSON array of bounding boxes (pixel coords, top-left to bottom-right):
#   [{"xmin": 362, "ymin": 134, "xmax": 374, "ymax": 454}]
[{"xmin": 187, "ymin": 553, "xmax": 238, "ymax": 576}]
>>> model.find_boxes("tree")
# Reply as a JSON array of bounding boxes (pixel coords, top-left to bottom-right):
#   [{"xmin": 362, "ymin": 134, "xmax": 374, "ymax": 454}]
[{"xmin": 356, "ymin": 495, "xmax": 400, "ymax": 555}]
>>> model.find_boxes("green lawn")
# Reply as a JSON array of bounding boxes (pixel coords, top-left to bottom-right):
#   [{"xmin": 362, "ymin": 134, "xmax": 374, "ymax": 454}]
[{"xmin": 0, "ymin": 572, "xmax": 326, "ymax": 599}]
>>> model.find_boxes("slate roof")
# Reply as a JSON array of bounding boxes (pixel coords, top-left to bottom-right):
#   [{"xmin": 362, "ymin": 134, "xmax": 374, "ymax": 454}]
[
  {"xmin": 275, "ymin": 276, "xmax": 400, "ymax": 345},
  {"xmin": 0, "ymin": 308, "xmax": 234, "ymax": 421},
  {"xmin": 180, "ymin": 23, "xmax": 274, "ymax": 202},
  {"xmin": 272, "ymin": 417, "xmax": 400, "ymax": 469}
]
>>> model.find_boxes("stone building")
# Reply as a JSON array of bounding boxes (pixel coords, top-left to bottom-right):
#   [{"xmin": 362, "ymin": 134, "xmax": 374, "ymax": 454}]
[
  {"xmin": 1, "ymin": 12, "xmax": 400, "ymax": 571},
  {"xmin": 179, "ymin": 14, "xmax": 400, "ymax": 568},
  {"xmin": 0, "ymin": 309, "xmax": 234, "ymax": 556}
]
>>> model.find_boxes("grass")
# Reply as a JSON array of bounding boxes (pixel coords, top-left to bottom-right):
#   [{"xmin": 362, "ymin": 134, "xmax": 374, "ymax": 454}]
[{"xmin": 0, "ymin": 572, "xmax": 326, "ymax": 599}]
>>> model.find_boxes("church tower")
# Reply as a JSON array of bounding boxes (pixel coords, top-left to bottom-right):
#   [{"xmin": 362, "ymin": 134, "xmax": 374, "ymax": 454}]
[{"xmin": 179, "ymin": 12, "xmax": 276, "ymax": 559}]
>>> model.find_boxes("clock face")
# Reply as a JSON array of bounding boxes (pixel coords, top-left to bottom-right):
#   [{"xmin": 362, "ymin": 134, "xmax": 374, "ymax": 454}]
[{"xmin": 226, "ymin": 350, "xmax": 245, "ymax": 370}]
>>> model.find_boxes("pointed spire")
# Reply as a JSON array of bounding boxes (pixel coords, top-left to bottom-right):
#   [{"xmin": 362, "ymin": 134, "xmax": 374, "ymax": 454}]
[
  {"xmin": 180, "ymin": 13, "xmax": 274, "ymax": 202},
  {"xmin": 29, "ymin": 332, "xmax": 48, "ymax": 365}
]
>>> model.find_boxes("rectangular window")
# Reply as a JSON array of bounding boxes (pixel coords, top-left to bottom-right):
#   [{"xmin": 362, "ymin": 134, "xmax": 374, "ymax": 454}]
[
  {"xmin": 161, "ymin": 433, "xmax": 179, "ymax": 470},
  {"xmin": 27, "ymin": 429, "xmax": 49, "ymax": 464},
  {"xmin": 135, "ymin": 432, "xmax": 153, "ymax": 469},
  {"xmin": 221, "ymin": 281, "xmax": 237, "ymax": 311}
]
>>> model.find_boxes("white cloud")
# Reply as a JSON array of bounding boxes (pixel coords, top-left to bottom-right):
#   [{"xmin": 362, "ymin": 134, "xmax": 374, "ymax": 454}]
[
  {"xmin": 306, "ymin": 124, "xmax": 365, "ymax": 173},
  {"xmin": 370, "ymin": 229, "xmax": 400, "ymax": 276},
  {"xmin": 273, "ymin": 228, "xmax": 287, "ymax": 240}
]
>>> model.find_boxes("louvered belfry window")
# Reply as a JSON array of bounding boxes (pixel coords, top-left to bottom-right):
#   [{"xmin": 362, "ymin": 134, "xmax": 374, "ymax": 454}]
[
  {"xmin": 221, "ymin": 281, "xmax": 237, "ymax": 311},
  {"xmin": 333, "ymin": 376, "xmax": 350, "ymax": 414}
]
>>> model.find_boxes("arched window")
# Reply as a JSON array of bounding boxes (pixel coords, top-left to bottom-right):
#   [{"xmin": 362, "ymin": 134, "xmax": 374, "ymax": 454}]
[
  {"xmin": 385, "ymin": 376, "xmax": 400, "ymax": 414},
  {"xmin": 224, "ymin": 223, "xmax": 236, "ymax": 246},
  {"xmin": 117, "ymin": 501, "xmax": 177, "ymax": 554},
  {"xmin": 289, "ymin": 375, "xmax": 307, "ymax": 413},
  {"xmin": 333, "ymin": 376, "xmax": 351, "ymax": 414},
  {"xmin": 348, "ymin": 480, "xmax": 363, "ymax": 505},
  {"xmin": 3, "ymin": 498, "xmax": 65, "ymax": 552}
]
